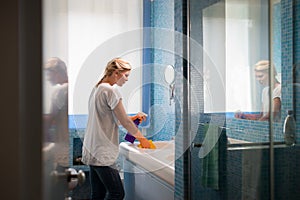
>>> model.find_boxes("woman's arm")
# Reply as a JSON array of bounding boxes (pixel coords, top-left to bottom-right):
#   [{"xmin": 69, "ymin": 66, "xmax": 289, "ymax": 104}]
[
  {"xmin": 113, "ymin": 99, "xmax": 150, "ymax": 147},
  {"xmin": 258, "ymin": 97, "xmax": 281, "ymax": 121},
  {"xmin": 271, "ymin": 97, "xmax": 281, "ymax": 120},
  {"xmin": 235, "ymin": 112, "xmax": 262, "ymax": 120}
]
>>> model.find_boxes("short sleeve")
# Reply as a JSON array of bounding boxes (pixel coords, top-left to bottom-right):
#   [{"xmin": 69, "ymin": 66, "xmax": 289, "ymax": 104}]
[
  {"xmin": 272, "ymin": 85, "xmax": 281, "ymax": 99},
  {"xmin": 107, "ymin": 87, "xmax": 122, "ymax": 110}
]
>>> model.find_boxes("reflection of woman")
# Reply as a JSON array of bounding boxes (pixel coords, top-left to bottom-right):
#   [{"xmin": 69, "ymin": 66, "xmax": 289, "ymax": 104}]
[
  {"xmin": 82, "ymin": 58, "xmax": 151, "ymax": 199},
  {"xmin": 235, "ymin": 60, "xmax": 281, "ymax": 121},
  {"xmin": 43, "ymin": 57, "xmax": 70, "ymax": 199},
  {"xmin": 44, "ymin": 57, "xmax": 69, "ymax": 167}
]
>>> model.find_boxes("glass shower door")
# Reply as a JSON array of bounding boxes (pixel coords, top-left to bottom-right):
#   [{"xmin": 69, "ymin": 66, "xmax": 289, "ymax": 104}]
[
  {"xmin": 271, "ymin": 1, "xmax": 300, "ymax": 199},
  {"xmin": 42, "ymin": 1, "xmax": 74, "ymax": 199},
  {"xmin": 188, "ymin": 0, "xmax": 299, "ymax": 199},
  {"xmin": 42, "ymin": 1, "xmax": 86, "ymax": 199}
]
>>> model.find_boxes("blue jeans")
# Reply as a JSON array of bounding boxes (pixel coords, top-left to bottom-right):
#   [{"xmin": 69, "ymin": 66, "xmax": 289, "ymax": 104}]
[{"xmin": 89, "ymin": 165, "xmax": 125, "ymax": 200}]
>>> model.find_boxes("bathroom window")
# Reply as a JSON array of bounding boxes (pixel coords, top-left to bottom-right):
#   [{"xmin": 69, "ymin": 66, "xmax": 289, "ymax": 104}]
[{"xmin": 43, "ymin": 0, "xmax": 144, "ymax": 117}]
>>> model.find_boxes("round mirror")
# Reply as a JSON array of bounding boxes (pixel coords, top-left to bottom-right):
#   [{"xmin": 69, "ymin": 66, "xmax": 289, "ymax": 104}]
[{"xmin": 164, "ymin": 65, "xmax": 175, "ymax": 84}]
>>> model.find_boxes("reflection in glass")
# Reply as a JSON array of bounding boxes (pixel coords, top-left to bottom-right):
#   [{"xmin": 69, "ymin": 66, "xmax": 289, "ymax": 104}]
[
  {"xmin": 42, "ymin": 57, "xmax": 69, "ymax": 199},
  {"xmin": 203, "ymin": 1, "xmax": 282, "ymax": 122},
  {"xmin": 234, "ymin": 60, "xmax": 281, "ymax": 121},
  {"xmin": 43, "ymin": 57, "xmax": 69, "ymax": 168},
  {"xmin": 165, "ymin": 65, "xmax": 175, "ymax": 84},
  {"xmin": 165, "ymin": 65, "xmax": 175, "ymax": 105},
  {"xmin": 42, "ymin": 1, "xmax": 144, "ymax": 199}
]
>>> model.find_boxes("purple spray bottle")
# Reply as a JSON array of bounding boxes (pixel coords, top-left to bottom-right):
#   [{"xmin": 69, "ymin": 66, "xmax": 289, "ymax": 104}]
[{"xmin": 124, "ymin": 118, "xmax": 141, "ymax": 143}]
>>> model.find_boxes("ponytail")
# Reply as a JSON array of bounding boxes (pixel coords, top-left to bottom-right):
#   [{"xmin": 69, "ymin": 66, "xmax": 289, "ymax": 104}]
[{"xmin": 95, "ymin": 58, "xmax": 132, "ymax": 87}]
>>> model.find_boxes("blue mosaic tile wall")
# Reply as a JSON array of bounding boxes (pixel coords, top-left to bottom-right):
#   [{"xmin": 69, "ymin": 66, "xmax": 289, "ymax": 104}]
[
  {"xmin": 281, "ymin": 0, "xmax": 294, "ymax": 116},
  {"xmin": 226, "ymin": 118, "xmax": 284, "ymax": 142},
  {"xmin": 273, "ymin": 3, "xmax": 282, "ymax": 72},
  {"xmin": 147, "ymin": 0, "xmax": 176, "ymax": 141}
]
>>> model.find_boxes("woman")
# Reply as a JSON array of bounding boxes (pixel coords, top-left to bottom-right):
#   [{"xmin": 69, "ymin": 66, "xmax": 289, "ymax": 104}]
[
  {"xmin": 235, "ymin": 60, "xmax": 281, "ymax": 121},
  {"xmin": 82, "ymin": 58, "xmax": 151, "ymax": 200}
]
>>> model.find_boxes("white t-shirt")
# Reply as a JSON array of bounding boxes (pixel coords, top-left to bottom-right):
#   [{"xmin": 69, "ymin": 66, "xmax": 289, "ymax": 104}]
[
  {"xmin": 261, "ymin": 84, "xmax": 281, "ymax": 115},
  {"xmin": 51, "ymin": 83, "xmax": 69, "ymax": 167},
  {"xmin": 51, "ymin": 83, "xmax": 68, "ymax": 112},
  {"xmin": 82, "ymin": 83, "xmax": 122, "ymax": 166}
]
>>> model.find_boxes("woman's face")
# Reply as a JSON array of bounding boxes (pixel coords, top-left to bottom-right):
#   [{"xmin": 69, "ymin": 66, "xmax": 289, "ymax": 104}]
[
  {"xmin": 255, "ymin": 70, "xmax": 269, "ymax": 86},
  {"xmin": 116, "ymin": 70, "xmax": 130, "ymax": 87}
]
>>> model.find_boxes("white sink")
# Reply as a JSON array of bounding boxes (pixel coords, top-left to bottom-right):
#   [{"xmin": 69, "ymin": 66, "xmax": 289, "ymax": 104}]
[{"xmin": 119, "ymin": 140, "xmax": 175, "ymax": 186}]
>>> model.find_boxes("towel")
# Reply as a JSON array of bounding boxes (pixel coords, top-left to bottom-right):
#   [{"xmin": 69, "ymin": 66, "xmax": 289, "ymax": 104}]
[{"xmin": 200, "ymin": 124, "xmax": 221, "ymax": 190}]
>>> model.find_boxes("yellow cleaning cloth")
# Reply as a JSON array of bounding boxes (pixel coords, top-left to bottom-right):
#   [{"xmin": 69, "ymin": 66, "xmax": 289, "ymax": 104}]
[{"xmin": 137, "ymin": 140, "xmax": 156, "ymax": 149}]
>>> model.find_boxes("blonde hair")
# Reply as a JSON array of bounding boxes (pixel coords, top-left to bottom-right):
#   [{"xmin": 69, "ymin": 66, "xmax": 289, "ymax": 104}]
[
  {"xmin": 96, "ymin": 57, "xmax": 132, "ymax": 87},
  {"xmin": 254, "ymin": 60, "xmax": 277, "ymax": 76}
]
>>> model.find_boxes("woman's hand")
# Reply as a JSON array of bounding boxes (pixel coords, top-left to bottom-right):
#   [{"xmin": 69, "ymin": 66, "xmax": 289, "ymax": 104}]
[
  {"xmin": 234, "ymin": 110, "xmax": 244, "ymax": 119},
  {"xmin": 137, "ymin": 137, "xmax": 151, "ymax": 148},
  {"xmin": 130, "ymin": 111, "xmax": 147, "ymax": 123},
  {"xmin": 136, "ymin": 111, "xmax": 147, "ymax": 122},
  {"xmin": 234, "ymin": 110, "xmax": 262, "ymax": 120}
]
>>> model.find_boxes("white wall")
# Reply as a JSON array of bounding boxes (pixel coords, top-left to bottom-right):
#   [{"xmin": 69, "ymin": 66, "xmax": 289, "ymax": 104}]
[
  {"xmin": 203, "ymin": 2, "xmax": 226, "ymax": 113},
  {"xmin": 43, "ymin": 0, "xmax": 143, "ymax": 115}
]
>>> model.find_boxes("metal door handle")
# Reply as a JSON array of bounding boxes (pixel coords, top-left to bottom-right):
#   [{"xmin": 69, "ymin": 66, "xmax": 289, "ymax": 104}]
[
  {"xmin": 51, "ymin": 168, "xmax": 86, "ymax": 186},
  {"xmin": 66, "ymin": 168, "xmax": 86, "ymax": 185}
]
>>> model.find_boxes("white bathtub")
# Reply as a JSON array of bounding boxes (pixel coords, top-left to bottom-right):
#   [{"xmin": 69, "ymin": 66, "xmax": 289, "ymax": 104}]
[{"xmin": 119, "ymin": 140, "xmax": 175, "ymax": 186}]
